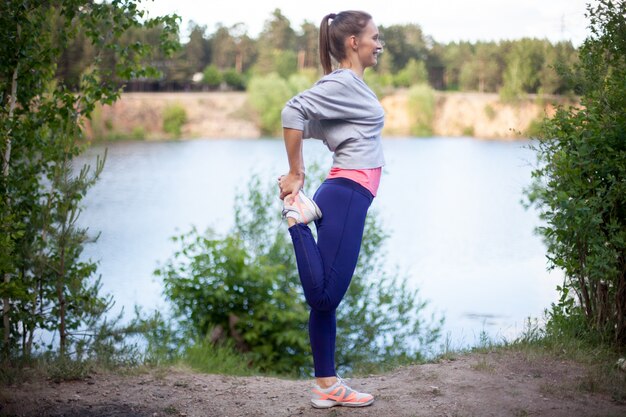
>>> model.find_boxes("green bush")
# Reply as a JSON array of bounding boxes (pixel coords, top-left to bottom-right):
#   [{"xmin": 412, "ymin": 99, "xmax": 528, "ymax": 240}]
[
  {"xmin": 247, "ymin": 73, "xmax": 292, "ymax": 136},
  {"xmin": 156, "ymin": 170, "xmax": 442, "ymax": 376},
  {"xmin": 526, "ymin": 0, "xmax": 626, "ymax": 347},
  {"xmin": 407, "ymin": 83, "xmax": 436, "ymax": 137},
  {"xmin": 202, "ymin": 65, "xmax": 222, "ymax": 89},
  {"xmin": 162, "ymin": 104, "xmax": 187, "ymax": 138},
  {"xmin": 287, "ymin": 72, "xmax": 314, "ymax": 95},
  {"xmin": 222, "ymin": 69, "xmax": 246, "ymax": 90},
  {"xmin": 393, "ymin": 59, "xmax": 428, "ymax": 88},
  {"xmin": 363, "ymin": 70, "xmax": 393, "ymax": 98}
]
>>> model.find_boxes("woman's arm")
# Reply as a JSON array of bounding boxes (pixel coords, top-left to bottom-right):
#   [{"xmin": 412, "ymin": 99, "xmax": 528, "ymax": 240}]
[{"xmin": 279, "ymin": 128, "xmax": 305, "ymax": 201}]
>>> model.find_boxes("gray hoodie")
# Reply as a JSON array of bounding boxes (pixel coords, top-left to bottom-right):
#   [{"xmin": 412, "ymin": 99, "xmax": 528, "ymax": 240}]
[{"xmin": 281, "ymin": 69, "xmax": 385, "ymax": 169}]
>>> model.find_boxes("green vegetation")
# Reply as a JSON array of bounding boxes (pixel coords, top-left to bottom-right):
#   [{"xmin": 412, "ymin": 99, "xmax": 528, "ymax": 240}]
[
  {"xmin": 162, "ymin": 104, "xmax": 187, "ymax": 138},
  {"xmin": 0, "ymin": 1, "xmax": 179, "ymax": 365},
  {"xmin": 393, "ymin": 58, "xmax": 428, "ymax": 88},
  {"xmin": 202, "ymin": 65, "xmax": 223, "ymax": 89},
  {"xmin": 247, "ymin": 71, "xmax": 316, "ymax": 135},
  {"xmin": 247, "ymin": 73, "xmax": 292, "ymax": 135},
  {"xmin": 155, "ymin": 171, "xmax": 442, "ymax": 377},
  {"xmin": 222, "ymin": 69, "xmax": 246, "ymax": 90},
  {"xmin": 46, "ymin": 6, "xmax": 578, "ymax": 97},
  {"xmin": 407, "ymin": 84, "xmax": 436, "ymax": 136},
  {"xmin": 525, "ymin": 0, "xmax": 626, "ymax": 348}
]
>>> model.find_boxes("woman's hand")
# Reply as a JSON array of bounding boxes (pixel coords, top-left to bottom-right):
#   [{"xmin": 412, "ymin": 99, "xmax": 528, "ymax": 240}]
[{"xmin": 278, "ymin": 172, "xmax": 304, "ymax": 201}]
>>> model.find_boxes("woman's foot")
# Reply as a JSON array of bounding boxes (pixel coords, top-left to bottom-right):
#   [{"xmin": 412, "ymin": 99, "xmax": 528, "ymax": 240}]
[
  {"xmin": 282, "ymin": 190, "xmax": 322, "ymax": 225},
  {"xmin": 311, "ymin": 377, "xmax": 374, "ymax": 408}
]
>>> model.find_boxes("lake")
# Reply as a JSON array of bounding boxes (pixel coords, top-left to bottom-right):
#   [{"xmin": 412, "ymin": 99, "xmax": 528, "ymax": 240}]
[{"xmin": 76, "ymin": 137, "xmax": 561, "ymax": 350}]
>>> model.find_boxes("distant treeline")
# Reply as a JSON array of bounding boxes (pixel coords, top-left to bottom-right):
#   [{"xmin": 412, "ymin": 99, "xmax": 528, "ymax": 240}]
[{"xmin": 56, "ymin": 8, "xmax": 579, "ymax": 96}]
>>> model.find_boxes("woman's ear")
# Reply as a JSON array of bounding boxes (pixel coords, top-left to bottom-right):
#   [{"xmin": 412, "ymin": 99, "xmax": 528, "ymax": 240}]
[{"xmin": 348, "ymin": 35, "xmax": 358, "ymax": 51}]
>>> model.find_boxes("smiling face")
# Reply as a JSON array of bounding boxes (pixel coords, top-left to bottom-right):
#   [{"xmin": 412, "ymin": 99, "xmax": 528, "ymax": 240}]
[{"xmin": 355, "ymin": 20, "xmax": 383, "ymax": 68}]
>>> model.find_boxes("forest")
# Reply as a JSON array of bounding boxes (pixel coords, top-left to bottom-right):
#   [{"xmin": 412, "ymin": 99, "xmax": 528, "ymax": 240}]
[{"xmin": 56, "ymin": 8, "xmax": 580, "ymax": 97}]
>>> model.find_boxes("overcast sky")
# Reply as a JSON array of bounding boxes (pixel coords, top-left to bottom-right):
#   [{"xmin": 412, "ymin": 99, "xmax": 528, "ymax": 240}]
[{"xmin": 145, "ymin": 0, "xmax": 593, "ymax": 46}]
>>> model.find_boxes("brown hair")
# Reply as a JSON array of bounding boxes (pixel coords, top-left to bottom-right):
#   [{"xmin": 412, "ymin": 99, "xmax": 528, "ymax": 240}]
[{"xmin": 319, "ymin": 11, "xmax": 372, "ymax": 75}]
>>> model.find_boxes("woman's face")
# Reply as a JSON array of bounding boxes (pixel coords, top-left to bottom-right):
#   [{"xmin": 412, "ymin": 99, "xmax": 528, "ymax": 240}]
[{"xmin": 356, "ymin": 20, "xmax": 383, "ymax": 68}]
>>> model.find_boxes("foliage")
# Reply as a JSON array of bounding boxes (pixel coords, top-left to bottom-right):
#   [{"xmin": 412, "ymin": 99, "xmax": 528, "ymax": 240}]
[
  {"xmin": 162, "ymin": 104, "xmax": 187, "ymax": 138},
  {"xmin": 183, "ymin": 338, "xmax": 263, "ymax": 376},
  {"xmin": 407, "ymin": 83, "xmax": 436, "ymax": 136},
  {"xmin": 247, "ymin": 73, "xmax": 293, "ymax": 136},
  {"xmin": 525, "ymin": 0, "xmax": 626, "ymax": 347},
  {"xmin": 363, "ymin": 70, "xmax": 394, "ymax": 98},
  {"xmin": 393, "ymin": 59, "xmax": 428, "ymax": 88},
  {"xmin": 202, "ymin": 65, "xmax": 222, "ymax": 89},
  {"xmin": 156, "ymin": 170, "xmax": 442, "ymax": 376},
  {"xmin": 41, "ymin": 5, "xmax": 580, "ymax": 94},
  {"xmin": 287, "ymin": 72, "xmax": 314, "ymax": 95},
  {"xmin": 222, "ymin": 69, "xmax": 246, "ymax": 90},
  {"xmin": 0, "ymin": 0, "xmax": 179, "ymax": 361}
]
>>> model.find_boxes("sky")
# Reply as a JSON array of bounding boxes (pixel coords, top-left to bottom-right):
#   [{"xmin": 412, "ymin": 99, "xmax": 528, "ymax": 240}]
[{"xmin": 143, "ymin": 0, "xmax": 593, "ymax": 46}]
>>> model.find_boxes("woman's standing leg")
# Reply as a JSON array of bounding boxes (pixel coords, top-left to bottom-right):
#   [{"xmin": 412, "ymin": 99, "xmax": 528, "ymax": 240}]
[{"xmin": 288, "ymin": 178, "xmax": 373, "ymax": 377}]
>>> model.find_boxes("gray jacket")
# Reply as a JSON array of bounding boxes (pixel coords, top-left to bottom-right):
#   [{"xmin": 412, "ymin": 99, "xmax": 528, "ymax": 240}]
[{"xmin": 281, "ymin": 69, "xmax": 385, "ymax": 169}]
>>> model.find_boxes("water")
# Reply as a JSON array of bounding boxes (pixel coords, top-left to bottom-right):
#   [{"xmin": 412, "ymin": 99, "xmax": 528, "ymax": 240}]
[{"xmin": 76, "ymin": 137, "xmax": 560, "ymax": 350}]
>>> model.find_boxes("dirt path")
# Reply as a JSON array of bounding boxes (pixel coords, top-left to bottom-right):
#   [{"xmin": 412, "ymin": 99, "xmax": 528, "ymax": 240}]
[{"xmin": 2, "ymin": 350, "xmax": 624, "ymax": 417}]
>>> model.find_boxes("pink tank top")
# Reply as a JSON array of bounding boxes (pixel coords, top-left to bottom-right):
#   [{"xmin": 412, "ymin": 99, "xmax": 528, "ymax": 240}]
[{"xmin": 326, "ymin": 167, "xmax": 382, "ymax": 197}]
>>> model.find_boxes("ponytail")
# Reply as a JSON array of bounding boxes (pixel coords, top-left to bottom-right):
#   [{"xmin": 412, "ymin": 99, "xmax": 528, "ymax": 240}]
[
  {"xmin": 319, "ymin": 13, "xmax": 336, "ymax": 75},
  {"xmin": 319, "ymin": 11, "xmax": 372, "ymax": 75}
]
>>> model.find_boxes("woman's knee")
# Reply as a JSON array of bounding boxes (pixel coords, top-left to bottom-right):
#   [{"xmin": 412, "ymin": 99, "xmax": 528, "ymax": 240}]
[{"xmin": 306, "ymin": 295, "xmax": 342, "ymax": 312}]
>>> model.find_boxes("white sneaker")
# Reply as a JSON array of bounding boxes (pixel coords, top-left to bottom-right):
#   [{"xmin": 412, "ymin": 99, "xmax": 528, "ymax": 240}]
[
  {"xmin": 311, "ymin": 377, "xmax": 374, "ymax": 408},
  {"xmin": 282, "ymin": 190, "xmax": 322, "ymax": 225}
]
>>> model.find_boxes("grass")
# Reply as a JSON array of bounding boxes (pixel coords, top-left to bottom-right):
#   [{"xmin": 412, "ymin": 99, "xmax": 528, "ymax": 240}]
[{"xmin": 182, "ymin": 339, "xmax": 262, "ymax": 377}]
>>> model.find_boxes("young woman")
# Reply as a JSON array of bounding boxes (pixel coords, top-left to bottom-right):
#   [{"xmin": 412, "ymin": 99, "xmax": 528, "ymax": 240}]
[{"xmin": 278, "ymin": 10, "xmax": 385, "ymax": 409}]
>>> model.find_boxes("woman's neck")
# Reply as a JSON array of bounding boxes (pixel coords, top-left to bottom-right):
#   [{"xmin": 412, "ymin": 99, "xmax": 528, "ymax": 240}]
[{"xmin": 338, "ymin": 61, "xmax": 364, "ymax": 78}]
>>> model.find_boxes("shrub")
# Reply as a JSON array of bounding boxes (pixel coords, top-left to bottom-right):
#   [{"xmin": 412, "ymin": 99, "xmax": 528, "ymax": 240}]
[
  {"xmin": 247, "ymin": 73, "xmax": 292, "ymax": 136},
  {"xmin": 407, "ymin": 83, "xmax": 436, "ymax": 137},
  {"xmin": 222, "ymin": 69, "xmax": 246, "ymax": 90},
  {"xmin": 364, "ymin": 70, "xmax": 393, "ymax": 98},
  {"xmin": 525, "ymin": 0, "xmax": 626, "ymax": 347},
  {"xmin": 156, "ymin": 170, "xmax": 442, "ymax": 376},
  {"xmin": 162, "ymin": 104, "xmax": 187, "ymax": 138},
  {"xmin": 202, "ymin": 65, "xmax": 222, "ymax": 89},
  {"xmin": 393, "ymin": 59, "xmax": 428, "ymax": 88}
]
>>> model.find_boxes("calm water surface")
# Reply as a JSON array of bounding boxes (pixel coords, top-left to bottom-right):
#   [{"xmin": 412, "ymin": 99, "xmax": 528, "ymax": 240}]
[{"xmin": 77, "ymin": 137, "xmax": 561, "ymax": 349}]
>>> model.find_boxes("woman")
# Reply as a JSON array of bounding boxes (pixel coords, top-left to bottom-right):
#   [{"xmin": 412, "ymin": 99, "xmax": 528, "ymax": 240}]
[{"xmin": 278, "ymin": 10, "xmax": 385, "ymax": 409}]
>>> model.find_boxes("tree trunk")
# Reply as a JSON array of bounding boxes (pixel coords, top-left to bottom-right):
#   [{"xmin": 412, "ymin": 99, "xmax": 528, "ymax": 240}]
[
  {"xmin": 616, "ymin": 256, "xmax": 626, "ymax": 347},
  {"xmin": 57, "ymin": 234, "xmax": 67, "ymax": 356},
  {"xmin": 2, "ymin": 37, "xmax": 20, "ymax": 355}
]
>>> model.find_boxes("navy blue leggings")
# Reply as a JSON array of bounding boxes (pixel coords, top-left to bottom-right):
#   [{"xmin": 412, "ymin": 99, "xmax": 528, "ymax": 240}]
[{"xmin": 288, "ymin": 177, "xmax": 373, "ymax": 377}]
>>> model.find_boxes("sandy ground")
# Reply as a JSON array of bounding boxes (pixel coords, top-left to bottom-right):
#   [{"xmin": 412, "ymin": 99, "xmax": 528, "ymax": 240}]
[
  {"xmin": 87, "ymin": 91, "xmax": 571, "ymax": 141},
  {"xmin": 1, "ymin": 350, "xmax": 624, "ymax": 417}
]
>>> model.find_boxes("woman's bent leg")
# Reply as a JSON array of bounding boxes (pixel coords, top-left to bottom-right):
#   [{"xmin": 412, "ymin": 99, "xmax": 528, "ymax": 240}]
[{"xmin": 288, "ymin": 178, "xmax": 373, "ymax": 377}]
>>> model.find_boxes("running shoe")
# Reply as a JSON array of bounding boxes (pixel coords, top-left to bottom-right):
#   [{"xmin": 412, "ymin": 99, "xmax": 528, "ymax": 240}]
[
  {"xmin": 310, "ymin": 377, "xmax": 374, "ymax": 408},
  {"xmin": 282, "ymin": 190, "xmax": 322, "ymax": 225}
]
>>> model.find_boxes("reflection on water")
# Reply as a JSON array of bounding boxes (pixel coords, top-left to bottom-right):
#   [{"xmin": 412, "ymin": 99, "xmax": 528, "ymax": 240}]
[{"xmin": 76, "ymin": 137, "xmax": 560, "ymax": 349}]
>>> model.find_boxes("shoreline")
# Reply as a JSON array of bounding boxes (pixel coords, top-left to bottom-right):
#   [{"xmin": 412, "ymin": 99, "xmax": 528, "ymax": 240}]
[{"xmin": 85, "ymin": 91, "xmax": 574, "ymax": 143}]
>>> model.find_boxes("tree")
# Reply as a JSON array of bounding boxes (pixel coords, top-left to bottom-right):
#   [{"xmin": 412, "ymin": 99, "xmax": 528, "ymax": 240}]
[
  {"xmin": 458, "ymin": 42, "xmax": 502, "ymax": 92},
  {"xmin": 526, "ymin": 0, "xmax": 626, "ymax": 347},
  {"xmin": 185, "ymin": 22, "xmax": 211, "ymax": 74},
  {"xmin": 254, "ymin": 9, "xmax": 297, "ymax": 76},
  {"xmin": 440, "ymin": 41, "xmax": 475, "ymax": 91},
  {"xmin": 379, "ymin": 24, "xmax": 429, "ymax": 74},
  {"xmin": 500, "ymin": 38, "xmax": 547, "ymax": 99},
  {"xmin": 297, "ymin": 21, "xmax": 319, "ymax": 70},
  {"xmin": 0, "ymin": 0, "xmax": 179, "ymax": 360}
]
